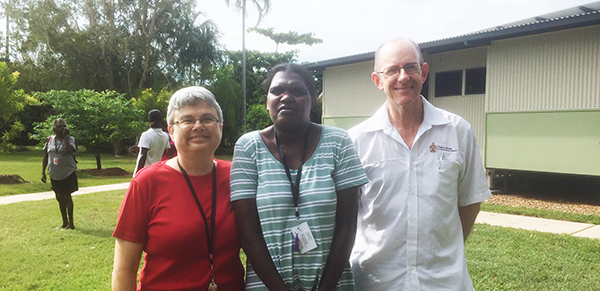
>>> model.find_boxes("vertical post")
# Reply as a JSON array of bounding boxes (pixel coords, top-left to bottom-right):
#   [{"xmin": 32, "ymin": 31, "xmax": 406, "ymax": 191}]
[
  {"xmin": 241, "ymin": 0, "xmax": 247, "ymax": 132},
  {"xmin": 5, "ymin": 13, "xmax": 8, "ymax": 62}
]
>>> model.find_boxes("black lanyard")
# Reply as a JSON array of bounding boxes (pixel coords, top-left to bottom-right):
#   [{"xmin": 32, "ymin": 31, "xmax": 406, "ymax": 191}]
[
  {"xmin": 177, "ymin": 159, "xmax": 218, "ymax": 289},
  {"xmin": 275, "ymin": 124, "xmax": 313, "ymax": 223}
]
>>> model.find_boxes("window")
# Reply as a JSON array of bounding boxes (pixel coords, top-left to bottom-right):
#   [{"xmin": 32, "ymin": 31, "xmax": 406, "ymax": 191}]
[
  {"xmin": 465, "ymin": 67, "xmax": 486, "ymax": 95},
  {"xmin": 435, "ymin": 70, "xmax": 462, "ymax": 97},
  {"xmin": 421, "ymin": 77, "xmax": 429, "ymax": 100}
]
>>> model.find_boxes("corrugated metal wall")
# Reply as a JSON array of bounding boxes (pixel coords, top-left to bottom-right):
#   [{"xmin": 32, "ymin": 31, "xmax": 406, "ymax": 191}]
[{"xmin": 487, "ymin": 25, "xmax": 600, "ymax": 112}]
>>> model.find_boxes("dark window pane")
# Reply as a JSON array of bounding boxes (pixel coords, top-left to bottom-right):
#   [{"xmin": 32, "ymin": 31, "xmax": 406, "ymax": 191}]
[
  {"xmin": 465, "ymin": 67, "xmax": 486, "ymax": 95},
  {"xmin": 421, "ymin": 77, "xmax": 429, "ymax": 100},
  {"xmin": 435, "ymin": 70, "xmax": 462, "ymax": 97}
]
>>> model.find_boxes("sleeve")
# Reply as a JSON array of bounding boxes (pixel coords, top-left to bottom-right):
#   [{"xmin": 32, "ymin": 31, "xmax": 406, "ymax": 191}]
[
  {"xmin": 43, "ymin": 136, "xmax": 50, "ymax": 152},
  {"xmin": 138, "ymin": 131, "xmax": 150, "ymax": 149},
  {"xmin": 113, "ymin": 178, "xmax": 151, "ymax": 244},
  {"xmin": 332, "ymin": 129, "xmax": 369, "ymax": 191},
  {"xmin": 68, "ymin": 136, "xmax": 77, "ymax": 151},
  {"xmin": 230, "ymin": 133, "xmax": 259, "ymax": 201},
  {"xmin": 457, "ymin": 122, "xmax": 492, "ymax": 206}
]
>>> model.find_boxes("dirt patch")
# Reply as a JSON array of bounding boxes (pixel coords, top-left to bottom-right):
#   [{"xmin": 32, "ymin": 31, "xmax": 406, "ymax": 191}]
[
  {"xmin": 0, "ymin": 175, "xmax": 28, "ymax": 184},
  {"xmin": 77, "ymin": 167, "xmax": 131, "ymax": 177},
  {"xmin": 487, "ymin": 172, "xmax": 600, "ymax": 216}
]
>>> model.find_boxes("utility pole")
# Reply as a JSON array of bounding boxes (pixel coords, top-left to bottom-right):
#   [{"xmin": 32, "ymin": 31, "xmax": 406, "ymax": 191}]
[
  {"xmin": 241, "ymin": 0, "xmax": 247, "ymax": 132},
  {"xmin": 5, "ymin": 14, "xmax": 9, "ymax": 63}
]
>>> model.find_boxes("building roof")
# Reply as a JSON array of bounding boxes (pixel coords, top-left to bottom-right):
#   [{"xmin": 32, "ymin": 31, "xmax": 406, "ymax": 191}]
[{"xmin": 305, "ymin": 1, "xmax": 600, "ymax": 70}]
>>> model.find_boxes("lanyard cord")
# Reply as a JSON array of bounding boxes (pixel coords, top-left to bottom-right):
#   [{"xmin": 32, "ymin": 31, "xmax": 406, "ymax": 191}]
[
  {"xmin": 54, "ymin": 136, "xmax": 64, "ymax": 153},
  {"xmin": 177, "ymin": 159, "xmax": 217, "ymax": 273},
  {"xmin": 275, "ymin": 124, "xmax": 313, "ymax": 223}
]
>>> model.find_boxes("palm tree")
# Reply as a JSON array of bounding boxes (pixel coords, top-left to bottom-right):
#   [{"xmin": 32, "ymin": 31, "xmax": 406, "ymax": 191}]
[{"xmin": 223, "ymin": 0, "xmax": 271, "ymax": 131}]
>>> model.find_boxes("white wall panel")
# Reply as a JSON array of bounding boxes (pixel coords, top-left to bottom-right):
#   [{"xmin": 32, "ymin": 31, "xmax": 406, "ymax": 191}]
[{"xmin": 487, "ymin": 25, "xmax": 600, "ymax": 112}]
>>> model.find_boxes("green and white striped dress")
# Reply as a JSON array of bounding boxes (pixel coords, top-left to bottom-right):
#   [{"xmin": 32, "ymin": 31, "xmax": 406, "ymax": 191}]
[{"xmin": 231, "ymin": 125, "xmax": 368, "ymax": 291}]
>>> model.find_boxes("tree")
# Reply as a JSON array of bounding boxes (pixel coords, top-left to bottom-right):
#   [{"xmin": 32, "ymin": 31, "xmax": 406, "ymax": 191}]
[
  {"xmin": 0, "ymin": 62, "xmax": 37, "ymax": 153},
  {"xmin": 6, "ymin": 0, "xmax": 221, "ymax": 95},
  {"xmin": 223, "ymin": 0, "xmax": 272, "ymax": 130},
  {"xmin": 206, "ymin": 64, "xmax": 242, "ymax": 153},
  {"xmin": 248, "ymin": 27, "xmax": 323, "ymax": 52},
  {"xmin": 32, "ymin": 90, "xmax": 145, "ymax": 169},
  {"xmin": 130, "ymin": 88, "xmax": 172, "ymax": 120}
]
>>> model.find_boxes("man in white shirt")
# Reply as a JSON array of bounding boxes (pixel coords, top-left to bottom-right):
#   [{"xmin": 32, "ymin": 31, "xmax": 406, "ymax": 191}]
[
  {"xmin": 348, "ymin": 37, "xmax": 492, "ymax": 291},
  {"xmin": 133, "ymin": 109, "xmax": 170, "ymax": 176}
]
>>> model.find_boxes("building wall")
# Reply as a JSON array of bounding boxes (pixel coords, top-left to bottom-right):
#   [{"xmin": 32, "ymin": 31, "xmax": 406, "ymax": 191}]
[
  {"xmin": 321, "ymin": 47, "xmax": 489, "ymax": 152},
  {"xmin": 426, "ymin": 47, "xmax": 488, "ymax": 153},
  {"xmin": 484, "ymin": 25, "xmax": 600, "ymax": 175},
  {"xmin": 321, "ymin": 61, "xmax": 382, "ymax": 129},
  {"xmin": 486, "ymin": 25, "xmax": 600, "ymax": 111}
]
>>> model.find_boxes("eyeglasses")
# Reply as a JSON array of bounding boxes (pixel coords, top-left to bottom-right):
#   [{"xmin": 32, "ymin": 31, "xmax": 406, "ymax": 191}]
[
  {"xmin": 377, "ymin": 63, "xmax": 422, "ymax": 78},
  {"xmin": 173, "ymin": 116, "xmax": 219, "ymax": 128}
]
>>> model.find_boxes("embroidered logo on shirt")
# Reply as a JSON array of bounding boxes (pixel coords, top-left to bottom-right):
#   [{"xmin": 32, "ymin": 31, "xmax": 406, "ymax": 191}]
[{"xmin": 429, "ymin": 142, "xmax": 457, "ymax": 153}]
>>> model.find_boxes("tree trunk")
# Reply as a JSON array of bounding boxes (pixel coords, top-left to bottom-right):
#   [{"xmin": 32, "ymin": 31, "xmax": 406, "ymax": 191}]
[{"xmin": 95, "ymin": 153, "xmax": 102, "ymax": 170}]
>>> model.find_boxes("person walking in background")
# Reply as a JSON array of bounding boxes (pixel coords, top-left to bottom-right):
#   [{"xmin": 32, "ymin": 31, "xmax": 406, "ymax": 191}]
[
  {"xmin": 42, "ymin": 118, "xmax": 78, "ymax": 230},
  {"xmin": 132, "ymin": 109, "xmax": 170, "ymax": 176},
  {"xmin": 348, "ymin": 37, "xmax": 492, "ymax": 290},
  {"xmin": 230, "ymin": 63, "xmax": 368, "ymax": 291},
  {"xmin": 112, "ymin": 87, "xmax": 244, "ymax": 291}
]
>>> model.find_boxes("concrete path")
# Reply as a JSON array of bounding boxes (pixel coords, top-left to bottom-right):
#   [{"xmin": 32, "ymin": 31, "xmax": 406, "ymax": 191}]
[
  {"xmin": 476, "ymin": 211, "xmax": 600, "ymax": 239},
  {"xmin": 1, "ymin": 183, "xmax": 599, "ymax": 240},
  {"xmin": 0, "ymin": 183, "xmax": 130, "ymax": 205}
]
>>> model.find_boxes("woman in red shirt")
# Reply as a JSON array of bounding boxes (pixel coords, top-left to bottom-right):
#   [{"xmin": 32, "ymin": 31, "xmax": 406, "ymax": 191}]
[{"xmin": 112, "ymin": 86, "xmax": 244, "ymax": 291}]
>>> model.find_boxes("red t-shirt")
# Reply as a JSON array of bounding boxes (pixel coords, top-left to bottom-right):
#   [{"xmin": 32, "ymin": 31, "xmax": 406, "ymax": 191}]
[{"xmin": 113, "ymin": 160, "xmax": 244, "ymax": 291}]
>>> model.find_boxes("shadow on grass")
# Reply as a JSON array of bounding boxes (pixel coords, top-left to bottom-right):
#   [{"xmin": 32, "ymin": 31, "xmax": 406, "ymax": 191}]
[{"xmin": 76, "ymin": 228, "xmax": 114, "ymax": 238}]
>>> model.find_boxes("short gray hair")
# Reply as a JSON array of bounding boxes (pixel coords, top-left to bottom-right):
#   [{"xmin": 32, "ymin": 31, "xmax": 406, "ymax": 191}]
[{"xmin": 167, "ymin": 86, "xmax": 224, "ymax": 126}]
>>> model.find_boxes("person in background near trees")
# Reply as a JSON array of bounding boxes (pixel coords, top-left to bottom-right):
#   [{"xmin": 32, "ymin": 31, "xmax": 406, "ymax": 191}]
[
  {"xmin": 131, "ymin": 109, "xmax": 170, "ymax": 176},
  {"xmin": 112, "ymin": 86, "xmax": 244, "ymax": 291},
  {"xmin": 42, "ymin": 118, "xmax": 78, "ymax": 230},
  {"xmin": 348, "ymin": 37, "xmax": 492, "ymax": 291},
  {"xmin": 230, "ymin": 63, "xmax": 368, "ymax": 291}
]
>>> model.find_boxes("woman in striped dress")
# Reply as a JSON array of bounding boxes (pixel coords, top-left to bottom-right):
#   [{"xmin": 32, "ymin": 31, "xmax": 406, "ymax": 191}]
[{"xmin": 231, "ymin": 63, "xmax": 368, "ymax": 291}]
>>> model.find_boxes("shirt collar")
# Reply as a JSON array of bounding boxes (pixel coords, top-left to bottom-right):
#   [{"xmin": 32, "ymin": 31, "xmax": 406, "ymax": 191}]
[{"xmin": 362, "ymin": 96, "xmax": 450, "ymax": 133}]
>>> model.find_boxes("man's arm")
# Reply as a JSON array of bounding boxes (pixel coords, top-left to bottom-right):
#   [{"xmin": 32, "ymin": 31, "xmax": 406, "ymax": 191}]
[
  {"xmin": 134, "ymin": 148, "xmax": 149, "ymax": 175},
  {"xmin": 458, "ymin": 202, "xmax": 481, "ymax": 241}
]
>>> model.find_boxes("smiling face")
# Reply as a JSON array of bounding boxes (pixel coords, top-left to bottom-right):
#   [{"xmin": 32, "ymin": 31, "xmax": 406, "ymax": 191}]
[
  {"xmin": 266, "ymin": 70, "xmax": 314, "ymax": 128},
  {"xmin": 373, "ymin": 38, "xmax": 429, "ymax": 108},
  {"xmin": 168, "ymin": 102, "xmax": 222, "ymax": 156}
]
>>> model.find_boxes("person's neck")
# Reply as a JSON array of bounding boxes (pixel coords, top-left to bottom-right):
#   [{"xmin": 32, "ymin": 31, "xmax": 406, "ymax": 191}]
[
  {"xmin": 386, "ymin": 99, "xmax": 424, "ymax": 148},
  {"xmin": 176, "ymin": 153, "xmax": 215, "ymax": 176},
  {"xmin": 274, "ymin": 122, "xmax": 312, "ymax": 146}
]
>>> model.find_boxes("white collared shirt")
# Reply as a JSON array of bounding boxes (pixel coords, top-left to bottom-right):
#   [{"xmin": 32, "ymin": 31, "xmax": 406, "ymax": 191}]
[{"xmin": 349, "ymin": 97, "xmax": 491, "ymax": 291}]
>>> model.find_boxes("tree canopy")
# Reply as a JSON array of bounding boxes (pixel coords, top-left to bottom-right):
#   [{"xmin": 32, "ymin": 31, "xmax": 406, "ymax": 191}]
[
  {"xmin": 32, "ymin": 90, "xmax": 145, "ymax": 169},
  {"xmin": 248, "ymin": 27, "xmax": 323, "ymax": 52},
  {"xmin": 5, "ymin": 0, "xmax": 221, "ymax": 95},
  {"xmin": 0, "ymin": 62, "xmax": 37, "ymax": 153}
]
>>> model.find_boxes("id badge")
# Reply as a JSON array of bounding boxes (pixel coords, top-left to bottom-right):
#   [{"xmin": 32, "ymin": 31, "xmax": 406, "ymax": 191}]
[
  {"xmin": 53, "ymin": 157, "xmax": 59, "ymax": 165},
  {"xmin": 291, "ymin": 222, "xmax": 318, "ymax": 254}
]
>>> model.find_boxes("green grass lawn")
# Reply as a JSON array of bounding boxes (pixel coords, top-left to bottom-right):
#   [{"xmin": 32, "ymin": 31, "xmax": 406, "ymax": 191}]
[
  {"xmin": 0, "ymin": 148, "xmax": 233, "ymax": 196},
  {"xmin": 1, "ymin": 189, "xmax": 599, "ymax": 290},
  {"xmin": 0, "ymin": 147, "xmax": 136, "ymax": 196}
]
